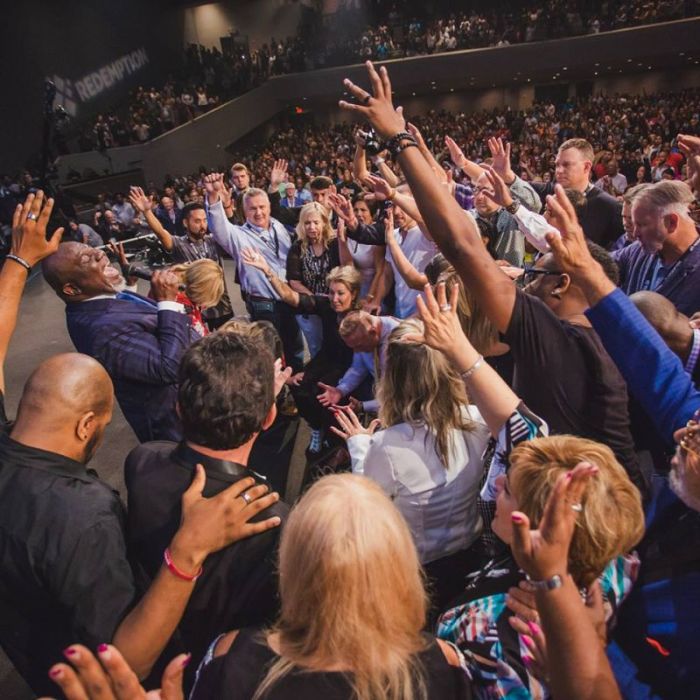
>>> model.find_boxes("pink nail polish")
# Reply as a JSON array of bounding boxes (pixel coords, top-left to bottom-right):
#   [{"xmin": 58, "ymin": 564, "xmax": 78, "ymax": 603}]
[
  {"xmin": 63, "ymin": 647, "xmax": 78, "ymax": 658},
  {"xmin": 49, "ymin": 668, "xmax": 63, "ymax": 679},
  {"xmin": 522, "ymin": 635, "xmax": 535, "ymax": 650},
  {"xmin": 97, "ymin": 644, "xmax": 109, "ymax": 653},
  {"xmin": 528, "ymin": 621, "xmax": 541, "ymax": 636},
  {"xmin": 182, "ymin": 653, "xmax": 192, "ymax": 669},
  {"xmin": 565, "ymin": 472, "xmax": 573, "ymax": 480},
  {"xmin": 511, "ymin": 514, "xmax": 524, "ymax": 523},
  {"xmin": 523, "ymin": 655, "xmax": 533, "ymax": 667}
]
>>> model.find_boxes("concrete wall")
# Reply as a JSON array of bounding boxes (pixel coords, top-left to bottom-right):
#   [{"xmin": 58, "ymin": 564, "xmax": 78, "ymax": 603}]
[{"xmin": 183, "ymin": 0, "xmax": 312, "ymax": 51}]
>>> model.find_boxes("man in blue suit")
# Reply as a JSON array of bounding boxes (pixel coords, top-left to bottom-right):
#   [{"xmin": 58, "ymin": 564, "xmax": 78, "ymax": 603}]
[{"xmin": 42, "ymin": 242, "xmax": 198, "ymax": 442}]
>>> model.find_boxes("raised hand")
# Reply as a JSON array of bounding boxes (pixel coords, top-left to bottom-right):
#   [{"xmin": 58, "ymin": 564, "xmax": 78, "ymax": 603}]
[
  {"xmin": 203, "ymin": 173, "xmax": 225, "ymax": 204},
  {"xmin": 128, "ymin": 186, "xmax": 152, "ymax": 214},
  {"xmin": 11, "ymin": 191, "xmax": 64, "ymax": 267},
  {"xmin": 445, "ymin": 135, "xmax": 468, "ymax": 170},
  {"xmin": 363, "ymin": 174, "xmax": 395, "ymax": 202},
  {"xmin": 406, "ymin": 122, "xmax": 426, "ymax": 148},
  {"xmin": 339, "ymin": 61, "xmax": 406, "ymax": 139},
  {"xmin": 544, "ymin": 185, "xmax": 607, "ymax": 293},
  {"xmin": 330, "ymin": 404, "xmax": 380, "ymax": 441},
  {"xmin": 170, "ymin": 465, "xmax": 281, "ymax": 571},
  {"xmin": 328, "ymin": 192, "xmax": 358, "ymax": 229},
  {"xmin": 510, "ymin": 462, "xmax": 598, "ymax": 583},
  {"xmin": 482, "ymin": 164, "xmax": 514, "ymax": 209},
  {"xmin": 488, "ymin": 136, "xmax": 516, "ymax": 184},
  {"xmin": 678, "ymin": 134, "xmax": 700, "ymax": 194},
  {"xmin": 384, "ymin": 206, "xmax": 396, "ymax": 245},
  {"xmin": 270, "ymin": 159, "xmax": 288, "ymax": 189},
  {"xmin": 42, "ymin": 643, "xmax": 186, "ymax": 700},
  {"xmin": 317, "ymin": 382, "xmax": 342, "ymax": 407},
  {"xmin": 403, "ymin": 281, "xmax": 469, "ymax": 364},
  {"xmin": 273, "ymin": 358, "xmax": 293, "ymax": 397},
  {"xmin": 241, "ymin": 247, "xmax": 272, "ymax": 274},
  {"xmin": 220, "ymin": 182, "xmax": 235, "ymax": 211}
]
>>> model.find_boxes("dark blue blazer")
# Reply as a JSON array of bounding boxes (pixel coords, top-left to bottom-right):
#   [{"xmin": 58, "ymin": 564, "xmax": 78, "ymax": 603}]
[{"xmin": 65, "ymin": 296, "xmax": 197, "ymax": 443}]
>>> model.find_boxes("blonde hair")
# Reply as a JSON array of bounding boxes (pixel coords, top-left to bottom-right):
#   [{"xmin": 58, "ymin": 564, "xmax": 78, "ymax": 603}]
[
  {"xmin": 296, "ymin": 202, "xmax": 335, "ymax": 254},
  {"xmin": 256, "ymin": 474, "xmax": 428, "ymax": 700},
  {"xmin": 559, "ymin": 138, "xmax": 595, "ymax": 163},
  {"xmin": 327, "ymin": 265, "xmax": 362, "ymax": 308},
  {"xmin": 509, "ymin": 436, "xmax": 645, "ymax": 587},
  {"xmin": 378, "ymin": 319, "xmax": 476, "ymax": 466},
  {"xmin": 170, "ymin": 259, "xmax": 224, "ymax": 309}
]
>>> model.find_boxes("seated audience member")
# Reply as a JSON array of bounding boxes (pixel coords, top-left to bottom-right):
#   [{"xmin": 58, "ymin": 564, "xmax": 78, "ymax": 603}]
[
  {"xmin": 535, "ymin": 187, "xmax": 700, "ymax": 697},
  {"xmin": 437, "ymin": 435, "xmax": 644, "ymax": 698},
  {"xmin": 191, "ymin": 474, "xmax": 472, "ymax": 700},
  {"xmin": 243, "ymin": 251, "xmax": 360, "ymax": 454},
  {"xmin": 613, "ymin": 180, "xmax": 700, "ymax": 314},
  {"xmin": 42, "ymin": 242, "xmax": 199, "ymax": 442},
  {"xmin": 155, "ymin": 195, "xmax": 183, "ymax": 236},
  {"xmin": 340, "ymin": 76, "xmax": 645, "ymax": 496},
  {"xmin": 129, "ymin": 188, "xmax": 233, "ymax": 329},
  {"xmin": 205, "ymin": 173, "xmax": 304, "ymax": 372},
  {"xmin": 316, "ymin": 309, "xmax": 400, "ymax": 415},
  {"xmin": 268, "ymin": 168, "xmax": 338, "ymax": 229},
  {"xmin": 531, "ymin": 138, "xmax": 625, "ymax": 248},
  {"xmin": 0, "ymin": 192, "xmax": 281, "ymax": 697},
  {"xmin": 170, "ymin": 259, "xmax": 225, "ymax": 336},
  {"xmin": 335, "ymin": 283, "xmax": 547, "ymax": 609},
  {"xmin": 126, "ymin": 331, "xmax": 289, "ymax": 670},
  {"xmin": 286, "ymin": 201, "xmax": 343, "ymax": 358},
  {"xmin": 280, "ymin": 183, "xmax": 304, "ymax": 208},
  {"xmin": 67, "ymin": 218, "xmax": 102, "ymax": 247}
]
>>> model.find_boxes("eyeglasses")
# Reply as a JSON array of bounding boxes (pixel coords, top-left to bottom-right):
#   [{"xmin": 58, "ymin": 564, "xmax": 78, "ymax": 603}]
[{"xmin": 521, "ymin": 267, "xmax": 563, "ymax": 286}]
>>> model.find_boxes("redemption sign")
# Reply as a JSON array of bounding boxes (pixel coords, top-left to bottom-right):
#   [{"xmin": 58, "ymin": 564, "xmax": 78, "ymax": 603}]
[{"xmin": 50, "ymin": 48, "xmax": 149, "ymax": 116}]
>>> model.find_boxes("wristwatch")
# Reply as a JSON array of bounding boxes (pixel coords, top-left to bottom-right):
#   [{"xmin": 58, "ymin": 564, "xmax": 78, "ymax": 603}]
[
  {"xmin": 526, "ymin": 573, "xmax": 563, "ymax": 591},
  {"xmin": 505, "ymin": 200, "xmax": 520, "ymax": 215}
]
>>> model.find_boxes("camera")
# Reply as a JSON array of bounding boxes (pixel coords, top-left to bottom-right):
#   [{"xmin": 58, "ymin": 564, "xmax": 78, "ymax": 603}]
[{"xmin": 363, "ymin": 127, "xmax": 383, "ymax": 156}]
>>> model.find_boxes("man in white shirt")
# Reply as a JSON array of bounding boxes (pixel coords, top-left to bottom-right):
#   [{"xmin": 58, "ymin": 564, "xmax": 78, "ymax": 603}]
[
  {"xmin": 204, "ymin": 173, "xmax": 303, "ymax": 371},
  {"xmin": 378, "ymin": 207, "xmax": 437, "ymax": 318}
]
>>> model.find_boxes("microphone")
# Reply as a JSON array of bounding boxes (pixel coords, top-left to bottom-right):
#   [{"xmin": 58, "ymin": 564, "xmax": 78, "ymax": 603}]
[{"xmin": 124, "ymin": 263, "xmax": 186, "ymax": 291}]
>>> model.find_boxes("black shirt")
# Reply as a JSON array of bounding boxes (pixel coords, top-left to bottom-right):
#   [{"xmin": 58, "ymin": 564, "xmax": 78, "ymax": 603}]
[
  {"xmin": 286, "ymin": 238, "xmax": 341, "ymax": 295},
  {"xmin": 0, "ymin": 393, "xmax": 136, "ymax": 696},
  {"xmin": 192, "ymin": 628, "xmax": 472, "ymax": 700},
  {"xmin": 297, "ymin": 293, "xmax": 353, "ymax": 366},
  {"xmin": 503, "ymin": 290, "xmax": 645, "ymax": 495},
  {"xmin": 125, "ymin": 441, "xmax": 289, "ymax": 666},
  {"xmin": 533, "ymin": 181, "xmax": 624, "ymax": 249}
]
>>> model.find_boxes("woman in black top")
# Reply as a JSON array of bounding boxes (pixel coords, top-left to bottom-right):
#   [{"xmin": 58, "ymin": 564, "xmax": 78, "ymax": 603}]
[
  {"xmin": 286, "ymin": 201, "xmax": 346, "ymax": 358},
  {"xmin": 191, "ymin": 474, "xmax": 472, "ymax": 700},
  {"xmin": 243, "ymin": 249, "xmax": 360, "ymax": 452}
]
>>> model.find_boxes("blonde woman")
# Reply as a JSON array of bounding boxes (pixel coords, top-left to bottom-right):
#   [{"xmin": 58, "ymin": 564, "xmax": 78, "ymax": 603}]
[
  {"xmin": 333, "ymin": 282, "xmax": 548, "ymax": 610},
  {"xmin": 170, "ymin": 259, "xmax": 224, "ymax": 336},
  {"xmin": 286, "ymin": 202, "xmax": 342, "ymax": 357},
  {"xmin": 191, "ymin": 474, "xmax": 472, "ymax": 700}
]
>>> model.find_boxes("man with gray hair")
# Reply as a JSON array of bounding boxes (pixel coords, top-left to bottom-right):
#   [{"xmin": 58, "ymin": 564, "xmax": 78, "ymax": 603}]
[
  {"xmin": 613, "ymin": 180, "xmax": 700, "ymax": 314},
  {"xmin": 204, "ymin": 173, "xmax": 303, "ymax": 371}
]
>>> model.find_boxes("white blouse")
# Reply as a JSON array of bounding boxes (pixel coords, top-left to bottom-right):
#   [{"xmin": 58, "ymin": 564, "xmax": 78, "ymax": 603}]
[{"xmin": 347, "ymin": 405, "xmax": 490, "ymax": 564}]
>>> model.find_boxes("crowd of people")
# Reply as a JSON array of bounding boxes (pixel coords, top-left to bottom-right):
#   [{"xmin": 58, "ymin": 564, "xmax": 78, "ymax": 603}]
[
  {"xmin": 1, "ymin": 56, "xmax": 700, "ymax": 700},
  {"xmin": 65, "ymin": 0, "xmax": 700, "ymax": 153}
]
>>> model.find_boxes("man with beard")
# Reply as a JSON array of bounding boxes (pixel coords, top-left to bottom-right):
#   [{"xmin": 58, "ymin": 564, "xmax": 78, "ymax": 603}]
[
  {"xmin": 128, "ymin": 188, "xmax": 233, "ymax": 329},
  {"xmin": 42, "ymin": 242, "xmax": 199, "ymax": 442}
]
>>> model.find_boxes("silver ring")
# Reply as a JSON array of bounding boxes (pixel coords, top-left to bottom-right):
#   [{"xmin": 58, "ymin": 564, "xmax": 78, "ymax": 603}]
[
  {"xmin": 241, "ymin": 492, "xmax": 252, "ymax": 505},
  {"xmin": 439, "ymin": 304, "xmax": 452, "ymax": 312},
  {"xmin": 26, "ymin": 213, "xmax": 38, "ymax": 221},
  {"xmin": 571, "ymin": 503, "xmax": 583, "ymax": 512},
  {"xmin": 362, "ymin": 95, "xmax": 371, "ymax": 105}
]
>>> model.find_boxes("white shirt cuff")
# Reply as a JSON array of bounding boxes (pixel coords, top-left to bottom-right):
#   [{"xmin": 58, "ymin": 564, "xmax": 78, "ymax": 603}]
[
  {"xmin": 157, "ymin": 301, "xmax": 185, "ymax": 313},
  {"xmin": 347, "ymin": 434, "xmax": 372, "ymax": 475}
]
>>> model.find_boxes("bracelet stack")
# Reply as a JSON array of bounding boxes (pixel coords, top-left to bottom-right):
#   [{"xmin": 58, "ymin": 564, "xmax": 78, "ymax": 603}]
[{"xmin": 385, "ymin": 131, "xmax": 419, "ymax": 159}]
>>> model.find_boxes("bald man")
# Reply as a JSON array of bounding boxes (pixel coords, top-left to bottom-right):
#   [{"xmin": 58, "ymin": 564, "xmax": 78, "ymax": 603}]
[
  {"xmin": 42, "ymin": 242, "xmax": 199, "ymax": 442},
  {"xmin": 0, "ymin": 352, "xmax": 281, "ymax": 695},
  {"xmin": 631, "ymin": 291, "xmax": 700, "ymax": 386}
]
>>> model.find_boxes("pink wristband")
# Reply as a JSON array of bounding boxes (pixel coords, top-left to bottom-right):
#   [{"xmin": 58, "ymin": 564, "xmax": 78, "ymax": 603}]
[{"xmin": 163, "ymin": 548, "xmax": 202, "ymax": 582}]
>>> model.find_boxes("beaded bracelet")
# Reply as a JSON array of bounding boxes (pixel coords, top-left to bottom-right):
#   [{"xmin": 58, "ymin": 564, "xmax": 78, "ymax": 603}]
[
  {"xmin": 163, "ymin": 548, "xmax": 203, "ymax": 582},
  {"xmin": 5, "ymin": 254, "xmax": 31, "ymax": 272}
]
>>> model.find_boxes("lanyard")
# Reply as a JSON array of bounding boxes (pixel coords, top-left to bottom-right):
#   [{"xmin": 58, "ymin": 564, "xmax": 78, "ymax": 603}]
[{"xmin": 244, "ymin": 221, "xmax": 280, "ymax": 259}]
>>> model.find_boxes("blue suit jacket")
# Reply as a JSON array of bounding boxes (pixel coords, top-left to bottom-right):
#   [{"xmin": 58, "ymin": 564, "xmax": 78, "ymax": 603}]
[{"xmin": 66, "ymin": 297, "xmax": 197, "ymax": 443}]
